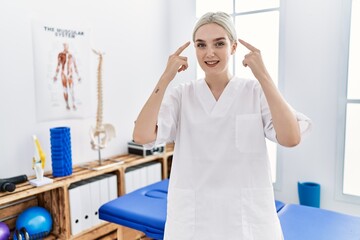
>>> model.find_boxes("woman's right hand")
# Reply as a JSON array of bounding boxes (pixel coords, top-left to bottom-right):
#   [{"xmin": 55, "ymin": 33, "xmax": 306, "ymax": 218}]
[{"xmin": 163, "ymin": 41, "xmax": 191, "ymax": 81}]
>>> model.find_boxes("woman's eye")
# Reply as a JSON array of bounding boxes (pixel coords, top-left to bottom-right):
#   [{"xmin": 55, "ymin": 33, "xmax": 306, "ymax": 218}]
[
  {"xmin": 215, "ymin": 41, "xmax": 225, "ymax": 47},
  {"xmin": 197, "ymin": 43, "xmax": 206, "ymax": 48}
]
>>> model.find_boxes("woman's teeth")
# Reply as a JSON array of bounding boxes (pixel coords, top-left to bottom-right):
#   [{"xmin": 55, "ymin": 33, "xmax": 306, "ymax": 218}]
[{"xmin": 205, "ymin": 61, "xmax": 219, "ymax": 65}]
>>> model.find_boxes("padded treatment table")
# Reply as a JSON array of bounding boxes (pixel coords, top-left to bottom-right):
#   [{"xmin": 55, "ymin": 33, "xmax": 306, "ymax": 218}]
[
  {"xmin": 275, "ymin": 200, "xmax": 285, "ymax": 212},
  {"xmin": 99, "ymin": 179, "xmax": 286, "ymax": 239},
  {"xmin": 99, "ymin": 179, "xmax": 168, "ymax": 239},
  {"xmin": 278, "ymin": 204, "xmax": 360, "ymax": 240}
]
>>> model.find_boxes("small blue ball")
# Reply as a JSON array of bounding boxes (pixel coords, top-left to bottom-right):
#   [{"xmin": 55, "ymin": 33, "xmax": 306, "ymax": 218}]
[{"xmin": 16, "ymin": 206, "xmax": 52, "ymax": 237}]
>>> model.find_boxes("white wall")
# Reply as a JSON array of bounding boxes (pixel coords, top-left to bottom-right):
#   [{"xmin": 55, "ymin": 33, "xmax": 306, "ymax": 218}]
[
  {"xmin": 167, "ymin": 0, "xmax": 197, "ymax": 87},
  {"xmin": 1, "ymin": 0, "xmax": 359, "ymax": 217},
  {"xmin": 0, "ymin": 0, "xmax": 170, "ymax": 177}
]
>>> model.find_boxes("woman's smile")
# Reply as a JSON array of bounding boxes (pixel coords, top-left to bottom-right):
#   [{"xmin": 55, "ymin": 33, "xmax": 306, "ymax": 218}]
[{"xmin": 205, "ymin": 60, "xmax": 220, "ymax": 67}]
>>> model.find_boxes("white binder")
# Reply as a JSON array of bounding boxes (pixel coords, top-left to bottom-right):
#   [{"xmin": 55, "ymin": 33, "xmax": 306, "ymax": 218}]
[
  {"xmin": 125, "ymin": 168, "xmax": 135, "ymax": 194},
  {"xmin": 107, "ymin": 174, "xmax": 118, "ymax": 201},
  {"xmin": 99, "ymin": 175, "xmax": 110, "ymax": 205},
  {"xmin": 89, "ymin": 178, "xmax": 102, "ymax": 226},
  {"xmin": 99, "ymin": 175, "xmax": 110, "ymax": 223},
  {"xmin": 124, "ymin": 163, "xmax": 163, "ymax": 194},
  {"xmin": 147, "ymin": 162, "xmax": 162, "ymax": 185},
  {"xmin": 139, "ymin": 166, "xmax": 148, "ymax": 189},
  {"xmin": 78, "ymin": 181, "xmax": 93, "ymax": 232},
  {"xmin": 69, "ymin": 183, "xmax": 82, "ymax": 235},
  {"xmin": 133, "ymin": 166, "xmax": 141, "ymax": 191}
]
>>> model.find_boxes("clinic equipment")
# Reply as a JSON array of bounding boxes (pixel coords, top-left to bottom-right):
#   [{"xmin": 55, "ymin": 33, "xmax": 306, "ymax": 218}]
[
  {"xmin": 50, "ymin": 127, "xmax": 72, "ymax": 177},
  {"xmin": 29, "ymin": 135, "xmax": 53, "ymax": 187},
  {"xmin": 0, "ymin": 222, "xmax": 10, "ymax": 240},
  {"xmin": 0, "ymin": 175, "xmax": 27, "ymax": 193},
  {"xmin": 278, "ymin": 203, "xmax": 360, "ymax": 240},
  {"xmin": 89, "ymin": 50, "xmax": 116, "ymax": 166},
  {"xmin": 13, "ymin": 206, "xmax": 52, "ymax": 240},
  {"xmin": 128, "ymin": 141, "xmax": 165, "ymax": 157},
  {"xmin": 99, "ymin": 180, "xmax": 168, "ymax": 239},
  {"xmin": 99, "ymin": 179, "xmax": 360, "ymax": 240}
]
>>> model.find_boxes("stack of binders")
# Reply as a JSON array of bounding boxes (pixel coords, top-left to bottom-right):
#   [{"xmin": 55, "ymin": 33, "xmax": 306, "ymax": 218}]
[
  {"xmin": 125, "ymin": 162, "xmax": 162, "ymax": 194},
  {"xmin": 68, "ymin": 174, "xmax": 117, "ymax": 235}
]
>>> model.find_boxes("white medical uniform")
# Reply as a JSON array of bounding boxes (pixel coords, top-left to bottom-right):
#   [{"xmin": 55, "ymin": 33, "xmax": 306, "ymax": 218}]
[{"xmin": 152, "ymin": 77, "xmax": 311, "ymax": 240}]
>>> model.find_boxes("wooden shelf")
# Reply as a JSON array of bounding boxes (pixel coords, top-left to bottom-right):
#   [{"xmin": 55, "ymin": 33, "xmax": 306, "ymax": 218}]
[{"xmin": 0, "ymin": 143, "xmax": 174, "ymax": 240}]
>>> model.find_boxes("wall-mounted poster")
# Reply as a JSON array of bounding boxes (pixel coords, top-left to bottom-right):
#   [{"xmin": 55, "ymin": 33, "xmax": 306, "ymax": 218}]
[{"xmin": 32, "ymin": 20, "xmax": 92, "ymax": 121}]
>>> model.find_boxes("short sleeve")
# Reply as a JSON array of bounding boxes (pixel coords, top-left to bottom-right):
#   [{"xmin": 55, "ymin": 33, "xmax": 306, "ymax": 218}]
[
  {"xmin": 143, "ymin": 86, "xmax": 181, "ymax": 149},
  {"xmin": 292, "ymin": 110, "xmax": 312, "ymax": 138},
  {"xmin": 259, "ymin": 88, "xmax": 312, "ymax": 143}
]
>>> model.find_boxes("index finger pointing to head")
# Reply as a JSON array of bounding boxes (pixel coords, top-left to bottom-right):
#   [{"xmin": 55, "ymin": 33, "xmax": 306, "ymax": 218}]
[
  {"xmin": 238, "ymin": 39, "xmax": 259, "ymax": 53},
  {"xmin": 174, "ymin": 41, "xmax": 191, "ymax": 56}
]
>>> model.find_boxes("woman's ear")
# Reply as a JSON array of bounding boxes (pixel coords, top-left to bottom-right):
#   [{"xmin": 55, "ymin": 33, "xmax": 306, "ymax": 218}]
[{"xmin": 231, "ymin": 41, "xmax": 238, "ymax": 55}]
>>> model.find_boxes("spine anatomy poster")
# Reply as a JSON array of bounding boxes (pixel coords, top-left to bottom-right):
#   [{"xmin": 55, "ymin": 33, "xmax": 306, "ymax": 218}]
[{"xmin": 32, "ymin": 20, "xmax": 92, "ymax": 121}]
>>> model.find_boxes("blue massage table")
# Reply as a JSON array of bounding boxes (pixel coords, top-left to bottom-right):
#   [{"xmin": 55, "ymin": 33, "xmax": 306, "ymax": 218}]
[
  {"xmin": 278, "ymin": 203, "xmax": 360, "ymax": 240},
  {"xmin": 275, "ymin": 199, "xmax": 285, "ymax": 212},
  {"xmin": 99, "ymin": 179, "xmax": 360, "ymax": 239},
  {"xmin": 99, "ymin": 179, "xmax": 168, "ymax": 239}
]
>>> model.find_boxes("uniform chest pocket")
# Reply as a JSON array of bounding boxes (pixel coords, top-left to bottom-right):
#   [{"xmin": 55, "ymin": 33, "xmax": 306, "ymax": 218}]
[{"xmin": 235, "ymin": 114, "xmax": 266, "ymax": 153}]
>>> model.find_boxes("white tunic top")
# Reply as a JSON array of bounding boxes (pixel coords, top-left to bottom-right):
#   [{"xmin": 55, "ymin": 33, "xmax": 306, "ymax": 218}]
[{"xmin": 152, "ymin": 77, "xmax": 311, "ymax": 240}]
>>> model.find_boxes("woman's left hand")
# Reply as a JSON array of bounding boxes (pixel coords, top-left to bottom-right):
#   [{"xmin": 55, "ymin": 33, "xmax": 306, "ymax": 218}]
[{"xmin": 239, "ymin": 39, "xmax": 269, "ymax": 82}]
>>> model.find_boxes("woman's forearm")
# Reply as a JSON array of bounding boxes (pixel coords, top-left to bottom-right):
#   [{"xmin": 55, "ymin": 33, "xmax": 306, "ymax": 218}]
[
  {"xmin": 238, "ymin": 39, "xmax": 301, "ymax": 147},
  {"xmin": 132, "ymin": 74, "xmax": 172, "ymax": 144},
  {"xmin": 133, "ymin": 42, "xmax": 190, "ymax": 145},
  {"xmin": 258, "ymin": 75, "xmax": 301, "ymax": 147}
]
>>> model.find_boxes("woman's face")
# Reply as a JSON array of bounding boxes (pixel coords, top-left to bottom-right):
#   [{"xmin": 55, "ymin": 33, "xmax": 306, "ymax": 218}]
[{"xmin": 194, "ymin": 23, "xmax": 236, "ymax": 77}]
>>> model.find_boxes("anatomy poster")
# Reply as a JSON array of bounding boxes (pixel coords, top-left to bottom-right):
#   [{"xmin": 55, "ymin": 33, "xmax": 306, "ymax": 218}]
[{"xmin": 32, "ymin": 20, "xmax": 92, "ymax": 121}]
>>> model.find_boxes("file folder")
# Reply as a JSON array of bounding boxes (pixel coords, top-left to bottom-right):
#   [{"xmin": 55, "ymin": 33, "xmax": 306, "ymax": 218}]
[
  {"xmin": 147, "ymin": 162, "xmax": 162, "ymax": 185},
  {"xmin": 89, "ymin": 177, "xmax": 102, "ymax": 226},
  {"xmin": 125, "ymin": 168, "xmax": 135, "ymax": 194},
  {"xmin": 78, "ymin": 180, "xmax": 93, "ymax": 232},
  {"xmin": 69, "ymin": 182, "xmax": 82, "ymax": 235},
  {"xmin": 99, "ymin": 175, "xmax": 110, "ymax": 205},
  {"xmin": 107, "ymin": 174, "xmax": 118, "ymax": 201},
  {"xmin": 139, "ymin": 166, "xmax": 148, "ymax": 189}
]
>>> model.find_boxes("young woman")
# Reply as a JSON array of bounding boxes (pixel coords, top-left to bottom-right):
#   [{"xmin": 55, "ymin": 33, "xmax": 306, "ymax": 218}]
[{"xmin": 133, "ymin": 12, "xmax": 311, "ymax": 240}]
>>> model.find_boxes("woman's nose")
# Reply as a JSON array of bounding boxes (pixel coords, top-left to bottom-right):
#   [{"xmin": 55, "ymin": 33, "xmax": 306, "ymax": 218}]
[{"xmin": 206, "ymin": 46, "xmax": 215, "ymax": 57}]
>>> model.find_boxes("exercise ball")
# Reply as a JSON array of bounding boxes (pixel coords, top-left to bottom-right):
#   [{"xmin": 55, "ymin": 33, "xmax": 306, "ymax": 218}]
[
  {"xmin": 0, "ymin": 222, "xmax": 10, "ymax": 240},
  {"xmin": 15, "ymin": 206, "xmax": 52, "ymax": 238}
]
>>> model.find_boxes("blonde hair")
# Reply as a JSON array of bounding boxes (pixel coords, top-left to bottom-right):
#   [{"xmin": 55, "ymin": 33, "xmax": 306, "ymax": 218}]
[{"xmin": 192, "ymin": 12, "xmax": 237, "ymax": 43}]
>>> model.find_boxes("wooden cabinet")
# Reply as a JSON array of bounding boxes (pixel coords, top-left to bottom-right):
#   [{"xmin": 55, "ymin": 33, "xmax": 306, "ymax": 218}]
[{"xmin": 0, "ymin": 144, "xmax": 173, "ymax": 240}]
